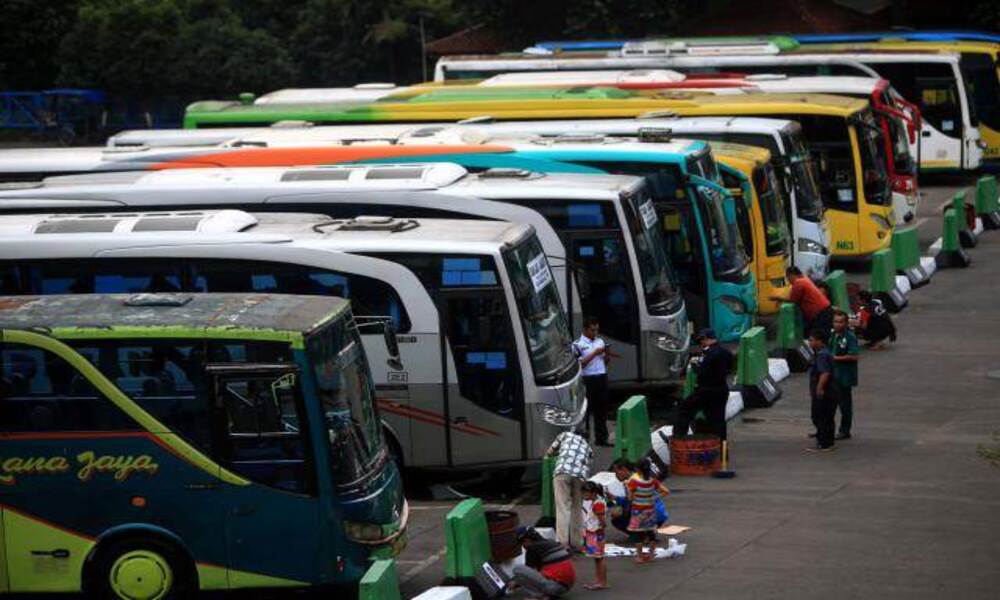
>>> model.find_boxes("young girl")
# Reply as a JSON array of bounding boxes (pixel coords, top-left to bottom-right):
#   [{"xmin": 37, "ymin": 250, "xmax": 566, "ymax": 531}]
[
  {"xmin": 580, "ymin": 481, "xmax": 608, "ymax": 591},
  {"xmin": 626, "ymin": 458, "xmax": 670, "ymax": 564}
]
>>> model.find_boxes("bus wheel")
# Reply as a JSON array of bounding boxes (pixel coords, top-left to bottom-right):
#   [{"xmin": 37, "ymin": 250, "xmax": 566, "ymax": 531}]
[{"xmin": 88, "ymin": 537, "xmax": 193, "ymax": 600}]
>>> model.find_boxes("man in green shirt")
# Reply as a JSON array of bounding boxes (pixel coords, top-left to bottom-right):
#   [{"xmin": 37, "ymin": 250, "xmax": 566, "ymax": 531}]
[{"xmin": 830, "ymin": 310, "xmax": 859, "ymax": 440}]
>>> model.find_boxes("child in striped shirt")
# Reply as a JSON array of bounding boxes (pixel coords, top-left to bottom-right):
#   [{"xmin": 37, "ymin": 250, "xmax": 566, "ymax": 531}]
[{"xmin": 626, "ymin": 458, "xmax": 670, "ymax": 564}]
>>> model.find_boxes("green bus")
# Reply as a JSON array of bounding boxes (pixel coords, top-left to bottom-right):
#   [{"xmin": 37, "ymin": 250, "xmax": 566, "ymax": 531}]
[{"xmin": 0, "ymin": 293, "xmax": 407, "ymax": 597}]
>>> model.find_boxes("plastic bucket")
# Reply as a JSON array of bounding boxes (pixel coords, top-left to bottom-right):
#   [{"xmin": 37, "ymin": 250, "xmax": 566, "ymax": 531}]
[
  {"xmin": 484, "ymin": 510, "xmax": 520, "ymax": 562},
  {"xmin": 669, "ymin": 434, "xmax": 721, "ymax": 476}
]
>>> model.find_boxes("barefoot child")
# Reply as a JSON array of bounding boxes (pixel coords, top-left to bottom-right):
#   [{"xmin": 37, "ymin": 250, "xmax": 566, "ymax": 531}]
[
  {"xmin": 626, "ymin": 458, "xmax": 670, "ymax": 564},
  {"xmin": 581, "ymin": 481, "xmax": 608, "ymax": 591}
]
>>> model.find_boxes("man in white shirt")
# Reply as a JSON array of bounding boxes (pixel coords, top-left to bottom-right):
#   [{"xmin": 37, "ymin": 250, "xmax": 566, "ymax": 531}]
[{"xmin": 573, "ymin": 317, "xmax": 613, "ymax": 446}]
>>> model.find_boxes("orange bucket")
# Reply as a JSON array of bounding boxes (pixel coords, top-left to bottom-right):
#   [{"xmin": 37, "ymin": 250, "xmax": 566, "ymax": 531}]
[{"xmin": 669, "ymin": 434, "xmax": 722, "ymax": 476}]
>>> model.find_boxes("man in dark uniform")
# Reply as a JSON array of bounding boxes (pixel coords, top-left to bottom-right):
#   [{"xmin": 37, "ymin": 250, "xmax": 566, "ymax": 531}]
[
  {"xmin": 672, "ymin": 328, "xmax": 734, "ymax": 440},
  {"xmin": 806, "ymin": 328, "xmax": 839, "ymax": 452}
]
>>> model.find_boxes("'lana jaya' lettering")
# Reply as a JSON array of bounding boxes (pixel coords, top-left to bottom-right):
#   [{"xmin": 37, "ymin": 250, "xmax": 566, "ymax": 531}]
[{"xmin": 0, "ymin": 452, "xmax": 158, "ymax": 485}]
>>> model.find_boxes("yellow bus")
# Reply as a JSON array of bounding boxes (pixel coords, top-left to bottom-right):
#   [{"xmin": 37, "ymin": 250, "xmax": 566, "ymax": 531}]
[
  {"xmin": 710, "ymin": 142, "xmax": 793, "ymax": 314},
  {"xmin": 793, "ymin": 38, "xmax": 1000, "ymax": 166}
]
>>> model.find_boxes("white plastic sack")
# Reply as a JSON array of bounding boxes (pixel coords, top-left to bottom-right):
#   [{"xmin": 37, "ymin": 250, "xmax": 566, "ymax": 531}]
[
  {"xmin": 590, "ymin": 471, "xmax": 625, "ymax": 498},
  {"xmin": 602, "ymin": 538, "xmax": 687, "ymax": 559},
  {"xmin": 650, "ymin": 426, "xmax": 671, "ymax": 466}
]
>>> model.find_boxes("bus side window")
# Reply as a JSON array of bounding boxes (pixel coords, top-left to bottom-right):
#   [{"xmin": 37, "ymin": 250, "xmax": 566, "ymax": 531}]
[
  {"xmin": 0, "ymin": 342, "xmax": 138, "ymax": 432},
  {"xmin": 188, "ymin": 259, "xmax": 411, "ymax": 332},
  {"xmin": 92, "ymin": 259, "xmax": 183, "ymax": 293},
  {"xmin": 918, "ymin": 79, "xmax": 961, "ymax": 134},
  {"xmin": 217, "ymin": 369, "xmax": 313, "ymax": 494},
  {"xmin": 0, "ymin": 263, "xmax": 21, "ymax": 294},
  {"xmin": 443, "ymin": 293, "xmax": 520, "ymax": 419}
]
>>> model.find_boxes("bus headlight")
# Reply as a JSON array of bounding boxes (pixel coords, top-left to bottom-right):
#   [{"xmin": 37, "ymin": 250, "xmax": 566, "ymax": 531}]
[
  {"xmin": 719, "ymin": 295, "xmax": 748, "ymax": 315},
  {"xmin": 870, "ymin": 212, "xmax": 893, "ymax": 230},
  {"xmin": 542, "ymin": 404, "xmax": 576, "ymax": 426},
  {"xmin": 655, "ymin": 335, "xmax": 684, "ymax": 352},
  {"xmin": 344, "ymin": 521, "xmax": 390, "ymax": 543},
  {"xmin": 770, "ymin": 277, "xmax": 787, "ymax": 288},
  {"xmin": 797, "ymin": 237, "xmax": 826, "ymax": 254}
]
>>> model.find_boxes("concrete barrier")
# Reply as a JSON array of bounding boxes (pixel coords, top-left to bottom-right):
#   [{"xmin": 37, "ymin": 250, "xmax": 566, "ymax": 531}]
[
  {"xmin": 445, "ymin": 499, "xmax": 492, "ymax": 580},
  {"xmin": 936, "ymin": 208, "xmax": 972, "ymax": 269},
  {"xmin": 538, "ymin": 455, "xmax": 556, "ymax": 527},
  {"xmin": 771, "ymin": 302, "xmax": 811, "ymax": 372},
  {"xmin": 975, "ymin": 175, "xmax": 1000, "ymax": 230},
  {"xmin": 951, "ymin": 191, "xmax": 978, "ymax": 248},
  {"xmin": 870, "ymin": 248, "xmax": 907, "ymax": 312},
  {"xmin": 412, "ymin": 587, "xmax": 473, "ymax": 600},
  {"xmin": 890, "ymin": 226, "xmax": 932, "ymax": 287},
  {"xmin": 359, "ymin": 560, "xmax": 400, "ymax": 600},
  {"xmin": 736, "ymin": 326, "xmax": 780, "ymax": 408},
  {"xmin": 824, "ymin": 270, "xmax": 850, "ymax": 313},
  {"xmin": 614, "ymin": 395, "xmax": 652, "ymax": 464}
]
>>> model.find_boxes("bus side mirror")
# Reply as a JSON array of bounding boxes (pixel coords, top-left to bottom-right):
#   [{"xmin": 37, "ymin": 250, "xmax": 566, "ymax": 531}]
[{"xmin": 384, "ymin": 322, "xmax": 403, "ymax": 371}]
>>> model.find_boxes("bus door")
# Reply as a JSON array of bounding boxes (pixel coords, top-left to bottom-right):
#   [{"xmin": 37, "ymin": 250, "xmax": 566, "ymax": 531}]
[
  {"xmin": 437, "ymin": 285, "xmax": 524, "ymax": 466},
  {"xmin": 563, "ymin": 231, "xmax": 640, "ymax": 386},
  {"xmin": 209, "ymin": 363, "xmax": 321, "ymax": 587},
  {"xmin": 915, "ymin": 75, "xmax": 965, "ymax": 168},
  {"xmin": 654, "ymin": 200, "xmax": 709, "ymax": 332}
]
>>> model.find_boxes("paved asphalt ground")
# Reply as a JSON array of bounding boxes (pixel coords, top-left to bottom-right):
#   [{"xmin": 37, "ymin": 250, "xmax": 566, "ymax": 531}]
[{"xmin": 398, "ymin": 177, "xmax": 1000, "ymax": 599}]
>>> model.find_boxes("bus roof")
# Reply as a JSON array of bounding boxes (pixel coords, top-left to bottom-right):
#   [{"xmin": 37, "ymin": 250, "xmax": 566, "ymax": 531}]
[
  {"xmin": 0, "ymin": 211, "xmax": 534, "ymax": 256},
  {"xmin": 0, "ymin": 293, "xmax": 349, "ymax": 340},
  {"xmin": 0, "ymin": 164, "xmax": 641, "ymax": 204}
]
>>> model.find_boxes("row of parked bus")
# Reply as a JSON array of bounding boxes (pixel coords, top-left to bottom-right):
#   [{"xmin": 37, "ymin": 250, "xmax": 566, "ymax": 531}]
[{"xmin": 2, "ymin": 29, "xmax": 997, "ymax": 598}]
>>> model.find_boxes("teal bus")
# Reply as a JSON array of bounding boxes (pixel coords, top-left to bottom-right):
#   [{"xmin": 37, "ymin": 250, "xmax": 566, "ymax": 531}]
[{"xmin": 0, "ymin": 293, "xmax": 407, "ymax": 597}]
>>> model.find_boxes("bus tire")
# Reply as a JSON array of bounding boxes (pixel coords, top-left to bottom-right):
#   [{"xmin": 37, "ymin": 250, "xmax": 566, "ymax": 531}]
[{"xmin": 85, "ymin": 535, "xmax": 195, "ymax": 600}]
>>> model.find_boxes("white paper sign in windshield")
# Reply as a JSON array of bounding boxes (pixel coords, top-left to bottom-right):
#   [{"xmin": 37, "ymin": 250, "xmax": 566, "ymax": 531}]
[
  {"xmin": 640, "ymin": 199, "xmax": 658, "ymax": 229},
  {"xmin": 527, "ymin": 253, "xmax": 553, "ymax": 293}
]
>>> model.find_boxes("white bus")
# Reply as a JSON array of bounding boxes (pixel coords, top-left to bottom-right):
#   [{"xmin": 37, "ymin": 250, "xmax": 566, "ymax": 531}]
[
  {"xmin": 0, "ymin": 209, "xmax": 583, "ymax": 469},
  {"xmin": 0, "ymin": 163, "xmax": 690, "ymax": 392},
  {"xmin": 432, "ymin": 49, "xmax": 982, "ymax": 171}
]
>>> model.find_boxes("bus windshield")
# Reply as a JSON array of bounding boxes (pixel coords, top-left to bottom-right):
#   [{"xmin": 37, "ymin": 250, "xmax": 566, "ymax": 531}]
[
  {"xmin": 502, "ymin": 233, "xmax": 576, "ymax": 383},
  {"xmin": 754, "ymin": 165, "xmax": 791, "ymax": 257},
  {"xmin": 856, "ymin": 115, "xmax": 892, "ymax": 207},
  {"xmin": 306, "ymin": 319, "xmax": 383, "ymax": 486},
  {"xmin": 960, "ymin": 52, "xmax": 1000, "ymax": 130},
  {"xmin": 626, "ymin": 189, "xmax": 682, "ymax": 314},
  {"xmin": 695, "ymin": 184, "xmax": 748, "ymax": 279}
]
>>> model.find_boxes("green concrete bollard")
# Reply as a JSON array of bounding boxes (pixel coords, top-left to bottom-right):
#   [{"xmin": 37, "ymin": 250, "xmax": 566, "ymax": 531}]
[
  {"xmin": 936, "ymin": 208, "xmax": 972, "ymax": 268},
  {"xmin": 951, "ymin": 191, "xmax": 978, "ymax": 248},
  {"xmin": 870, "ymin": 248, "xmax": 908, "ymax": 312},
  {"xmin": 976, "ymin": 175, "xmax": 1000, "ymax": 229},
  {"xmin": 445, "ymin": 498, "xmax": 492, "ymax": 580},
  {"xmin": 359, "ymin": 560, "xmax": 400, "ymax": 600},
  {"xmin": 614, "ymin": 395, "xmax": 652, "ymax": 464},
  {"xmin": 890, "ymin": 226, "xmax": 931, "ymax": 287},
  {"xmin": 736, "ymin": 325, "xmax": 780, "ymax": 407},
  {"xmin": 890, "ymin": 227, "xmax": 919, "ymax": 271},
  {"xmin": 681, "ymin": 364, "xmax": 697, "ymax": 399},
  {"xmin": 824, "ymin": 270, "xmax": 850, "ymax": 313},
  {"xmin": 773, "ymin": 302, "xmax": 810, "ymax": 372},
  {"xmin": 539, "ymin": 455, "xmax": 556, "ymax": 524},
  {"xmin": 775, "ymin": 302, "xmax": 803, "ymax": 350},
  {"xmin": 869, "ymin": 248, "xmax": 896, "ymax": 293}
]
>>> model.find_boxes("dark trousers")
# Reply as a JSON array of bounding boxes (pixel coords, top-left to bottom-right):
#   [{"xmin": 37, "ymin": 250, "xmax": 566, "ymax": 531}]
[
  {"xmin": 673, "ymin": 386, "xmax": 729, "ymax": 441},
  {"xmin": 837, "ymin": 386, "xmax": 853, "ymax": 435},
  {"xmin": 805, "ymin": 306, "xmax": 834, "ymax": 337},
  {"xmin": 811, "ymin": 387, "xmax": 839, "ymax": 448},
  {"xmin": 583, "ymin": 374, "xmax": 609, "ymax": 444}
]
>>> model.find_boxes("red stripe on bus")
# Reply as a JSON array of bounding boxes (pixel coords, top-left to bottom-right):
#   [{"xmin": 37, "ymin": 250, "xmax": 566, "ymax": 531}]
[
  {"xmin": 150, "ymin": 145, "xmax": 515, "ymax": 170},
  {"xmin": 377, "ymin": 400, "xmax": 500, "ymax": 437}
]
